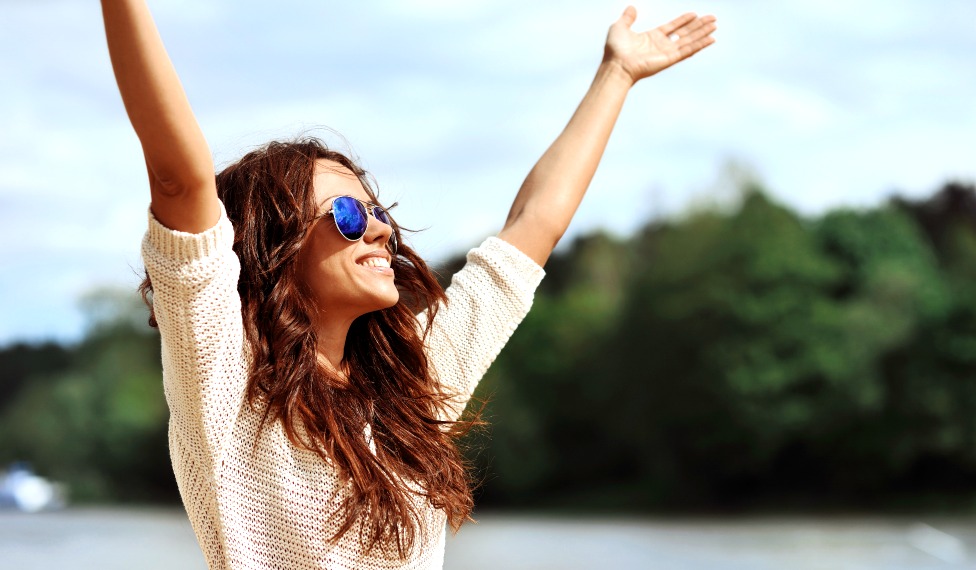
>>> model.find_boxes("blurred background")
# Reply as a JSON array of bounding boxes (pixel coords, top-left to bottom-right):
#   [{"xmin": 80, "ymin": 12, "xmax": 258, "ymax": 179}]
[{"xmin": 2, "ymin": 0, "xmax": 976, "ymax": 568}]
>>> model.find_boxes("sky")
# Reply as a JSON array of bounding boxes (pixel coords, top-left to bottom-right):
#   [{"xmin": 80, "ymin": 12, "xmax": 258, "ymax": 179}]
[{"xmin": 1, "ymin": 0, "xmax": 974, "ymax": 345}]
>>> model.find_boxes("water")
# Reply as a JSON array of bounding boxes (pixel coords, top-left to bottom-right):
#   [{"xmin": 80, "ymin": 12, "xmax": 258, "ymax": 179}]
[{"xmin": 2, "ymin": 508, "xmax": 976, "ymax": 569}]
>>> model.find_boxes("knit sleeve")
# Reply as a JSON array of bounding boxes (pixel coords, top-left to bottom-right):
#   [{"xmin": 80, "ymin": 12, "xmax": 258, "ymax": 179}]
[
  {"xmin": 141, "ymin": 203, "xmax": 248, "ymax": 476},
  {"xmin": 422, "ymin": 236, "xmax": 545, "ymax": 422}
]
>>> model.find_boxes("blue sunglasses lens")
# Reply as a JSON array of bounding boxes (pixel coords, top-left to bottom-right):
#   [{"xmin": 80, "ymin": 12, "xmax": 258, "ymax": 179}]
[
  {"xmin": 373, "ymin": 206, "xmax": 390, "ymax": 225},
  {"xmin": 331, "ymin": 196, "xmax": 367, "ymax": 240}
]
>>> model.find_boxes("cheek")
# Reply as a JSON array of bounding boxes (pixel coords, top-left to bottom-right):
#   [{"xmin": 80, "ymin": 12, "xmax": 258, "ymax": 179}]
[
  {"xmin": 298, "ymin": 237, "xmax": 338, "ymax": 288},
  {"xmin": 300, "ymin": 228, "xmax": 347, "ymax": 270},
  {"xmin": 300, "ymin": 250, "xmax": 349, "ymax": 287}
]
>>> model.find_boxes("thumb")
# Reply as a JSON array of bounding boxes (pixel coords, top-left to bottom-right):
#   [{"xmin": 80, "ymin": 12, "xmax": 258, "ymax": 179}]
[{"xmin": 618, "ymin": 5, "xmax": 637, "ymax": 28}]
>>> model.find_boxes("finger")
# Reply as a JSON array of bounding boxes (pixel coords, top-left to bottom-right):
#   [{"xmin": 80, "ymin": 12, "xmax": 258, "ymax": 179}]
[
  {"xmin": 670, "ymin": 14, "xmax": 716, "ymax": 40},
  {"xmin": 677, "ymin": 35, "xmax": 716, "ymax": 61},
  {"xmin": 618, "ymin": 5, "xmax": 637, "ymax": 28},
  {"xmin": 678, "ymin": 20, "xmax": 717, "ymax": 45},
  {"xmin": 659, "ymin": 12, "xmax": 696, "ymax": 36}
]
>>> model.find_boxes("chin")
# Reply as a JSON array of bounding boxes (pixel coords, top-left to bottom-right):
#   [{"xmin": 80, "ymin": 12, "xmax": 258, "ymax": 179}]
[
  {"xmin": 382, "ymin": 291, "xmax": 400, "ymax": 309},
  {"xmin": 369, "ymin": 288, "xmax": 400, "ymax": 312}
]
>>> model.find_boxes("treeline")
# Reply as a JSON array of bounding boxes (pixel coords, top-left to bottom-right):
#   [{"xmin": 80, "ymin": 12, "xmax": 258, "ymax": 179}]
[
  {"xmin": 0, "ymin": 292, "xmax": 175, "ymax": 502},
  {"xmin": 2, "ymin": 181, "xmax": 976, "ymax": 510},
  {"xmin": 463, "ymin": 181, "xmax": 976, "ymax": 512}
]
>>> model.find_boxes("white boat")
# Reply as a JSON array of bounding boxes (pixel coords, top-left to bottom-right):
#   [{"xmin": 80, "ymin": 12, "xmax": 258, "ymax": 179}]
[{"xmin": 0, "ymin": 462, "xmax": 67, "ymax": 512}]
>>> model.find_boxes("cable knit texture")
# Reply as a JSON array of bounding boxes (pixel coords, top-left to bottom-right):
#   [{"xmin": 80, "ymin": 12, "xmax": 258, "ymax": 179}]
[{"xmin": 142, "ymin": 203, "xmax": 544, "ymax": 570}]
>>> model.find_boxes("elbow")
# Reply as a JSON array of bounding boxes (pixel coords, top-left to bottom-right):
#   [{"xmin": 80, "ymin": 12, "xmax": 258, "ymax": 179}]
[
  {"xmin": 499, "ymin": 209, "xmax": 564, "ymax": 264},
  {"xmin": 142, "ymin": 144, "xmax": 216, "ymax": 198},
  {"xmin": 508, "ymin": 207, "xmax": 566, "ymax": 246},
  {"xmin": 148, "ymin": 163, "xmax": 215, "ymax": 199},
  {"xmin": 152, "ymin": 175, "xmax": 214, "ymax": 201}
]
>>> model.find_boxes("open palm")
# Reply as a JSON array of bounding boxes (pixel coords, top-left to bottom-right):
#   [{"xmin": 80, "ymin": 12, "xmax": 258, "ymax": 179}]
[{"xmin": 605, "ymin": 7, "xmax": 717, "ymax": 83}]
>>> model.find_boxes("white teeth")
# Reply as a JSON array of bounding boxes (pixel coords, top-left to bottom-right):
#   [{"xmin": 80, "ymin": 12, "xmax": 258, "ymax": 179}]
[{"xmin": 359, "ymin": 257, "xmax": 390, "ymax": 269}]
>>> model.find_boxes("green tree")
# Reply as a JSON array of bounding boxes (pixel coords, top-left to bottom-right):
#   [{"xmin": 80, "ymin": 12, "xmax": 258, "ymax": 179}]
[{"xmin": 0, "ymin": 288, "xmax": 175, "ymax": 502}]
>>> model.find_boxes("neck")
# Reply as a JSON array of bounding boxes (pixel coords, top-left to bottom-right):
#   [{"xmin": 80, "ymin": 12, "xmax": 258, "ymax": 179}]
[{"xmin": 312, "ymin": 312, "xmax": 356, "ymax": 382}]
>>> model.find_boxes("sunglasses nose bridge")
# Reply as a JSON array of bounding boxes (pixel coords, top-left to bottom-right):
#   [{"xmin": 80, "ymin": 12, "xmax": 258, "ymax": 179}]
[{"xmin": 364, "ymin": 204, "xmax": 387, "ymax": 224}]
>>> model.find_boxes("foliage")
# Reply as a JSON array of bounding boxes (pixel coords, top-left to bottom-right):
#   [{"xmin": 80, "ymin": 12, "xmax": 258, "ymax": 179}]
[
  {"xmin": 3, "ymin": 181, "xmax": 976, "ymax": 510},
  {"xmin": 0, "ymin": 289, "xmax": 175, "ymax": 503},
  {"xmin": 468, "ymin": 181, "xmax": 976, "ymax": 511}
]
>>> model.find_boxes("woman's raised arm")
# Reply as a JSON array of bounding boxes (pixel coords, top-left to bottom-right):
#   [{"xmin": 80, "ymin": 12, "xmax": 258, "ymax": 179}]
[
  {"xmin": 497, "ymin": 7, "xmax": 716, "ymax": 266},
  {"xmin": 102, "ymin": 0, "xmax": 219, "ymax": 232}
]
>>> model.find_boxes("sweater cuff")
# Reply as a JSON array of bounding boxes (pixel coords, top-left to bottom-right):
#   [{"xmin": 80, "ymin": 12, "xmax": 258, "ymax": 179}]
[
  {"xmin": 145, "ymin": 202, "xmax": 235, "ymax": 263},
  {"xmin": 479, "ymin": 236, "xmax": 546, "ymax": 289}
]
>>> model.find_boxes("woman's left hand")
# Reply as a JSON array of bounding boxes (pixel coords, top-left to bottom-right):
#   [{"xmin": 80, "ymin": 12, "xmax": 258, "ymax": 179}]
[{"xmin": 604, "ymin": 6, "xmax": 717, "ymax": 85}]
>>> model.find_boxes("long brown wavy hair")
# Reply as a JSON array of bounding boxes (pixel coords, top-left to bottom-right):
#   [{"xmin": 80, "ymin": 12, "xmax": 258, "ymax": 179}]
[{"xmin": 141, "ymin": 138, "xmax": 476, "ymax": 558}]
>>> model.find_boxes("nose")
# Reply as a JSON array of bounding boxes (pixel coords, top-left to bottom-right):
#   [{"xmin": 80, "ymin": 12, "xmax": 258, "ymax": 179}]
[{"xmin": 363, "ymin": 212, "xmax": 395, "ymax": 252}]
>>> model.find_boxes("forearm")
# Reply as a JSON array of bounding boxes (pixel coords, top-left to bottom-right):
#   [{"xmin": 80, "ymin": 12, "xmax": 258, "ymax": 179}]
[
  {"xmin": 102, "ymin": 0, "xmax": 218, "ymax": 231},
  {"xmin": 498, "ymin": 62, "xmax": 633, "ymax": 266}
]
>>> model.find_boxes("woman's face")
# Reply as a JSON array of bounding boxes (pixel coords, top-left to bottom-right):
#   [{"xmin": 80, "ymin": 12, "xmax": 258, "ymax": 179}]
[{"xmin": 298, "ymin": 159, "xmax": 399, "ymax": 323}]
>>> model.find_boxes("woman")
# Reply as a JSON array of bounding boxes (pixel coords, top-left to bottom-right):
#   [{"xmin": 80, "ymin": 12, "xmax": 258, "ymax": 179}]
[{"xmin": 101, "ymin": 1, "xmax": 716, "ymax": 568}]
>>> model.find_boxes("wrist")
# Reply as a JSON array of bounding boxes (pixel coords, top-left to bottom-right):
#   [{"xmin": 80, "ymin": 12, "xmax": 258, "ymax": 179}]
[{"xmin": 596, "ymin": 58, "xmax": 637, "ymax": 90}]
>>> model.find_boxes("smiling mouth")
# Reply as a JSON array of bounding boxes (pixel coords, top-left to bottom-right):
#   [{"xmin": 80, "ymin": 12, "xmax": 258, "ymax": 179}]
[
  {"xmin": 357, "ymin": 256, "xmax": 394, "ymax": 276},
  {"xmin": 358, "ymin": 257, "xmax": 390, "ymax": 269}
]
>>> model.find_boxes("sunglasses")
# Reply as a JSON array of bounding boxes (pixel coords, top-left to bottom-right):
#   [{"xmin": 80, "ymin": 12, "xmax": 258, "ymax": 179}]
[{"xmin": 319, "ymin": 195, "xmax": 399, "ymax": 254}]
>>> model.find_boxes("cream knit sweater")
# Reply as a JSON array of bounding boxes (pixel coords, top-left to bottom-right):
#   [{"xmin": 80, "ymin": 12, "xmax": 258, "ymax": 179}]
[{"xmin": 142, "ymin": 204, "xmax": 544, "ymax": 570}]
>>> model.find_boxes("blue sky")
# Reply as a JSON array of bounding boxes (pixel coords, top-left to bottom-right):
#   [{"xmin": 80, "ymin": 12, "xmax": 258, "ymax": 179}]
[{"xmin": 1, "ymin": 0, "xmax": 974, "ymax": 345}]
